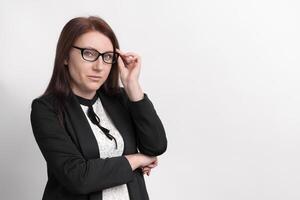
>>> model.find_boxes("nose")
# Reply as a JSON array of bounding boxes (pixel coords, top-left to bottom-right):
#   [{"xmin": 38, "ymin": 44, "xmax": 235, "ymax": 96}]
[{"xmin": 92, "ymin": 57, "xmax": 105, "ymax": 71}]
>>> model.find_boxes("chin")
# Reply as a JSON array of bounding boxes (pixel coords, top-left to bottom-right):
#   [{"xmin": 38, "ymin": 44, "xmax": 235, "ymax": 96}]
[{"xmin": 86, "ymin": 83, "xmax": 101, "ymax": 91}]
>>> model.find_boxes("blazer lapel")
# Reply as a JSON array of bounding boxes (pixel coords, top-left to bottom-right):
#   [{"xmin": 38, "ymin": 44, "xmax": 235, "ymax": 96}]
[{"xmin": 64, "ymin": 93, "xmax": 100, "ymax": 160}]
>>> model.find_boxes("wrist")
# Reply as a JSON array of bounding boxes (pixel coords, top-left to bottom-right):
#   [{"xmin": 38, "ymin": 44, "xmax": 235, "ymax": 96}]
[
  {"xmin": 125, "ymin": 154, "xmax": 141, "ymax": 170},
  {"xmin": 124, "ymin": 82, "xmax": 144, "ymax": 102}
]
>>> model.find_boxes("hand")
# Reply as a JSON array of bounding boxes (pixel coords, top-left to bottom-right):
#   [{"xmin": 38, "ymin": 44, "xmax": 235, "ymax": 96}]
[
  {"xmin": 124, "ymin": 153, "xmax": 157, "ymax": 171},
  {"xmin": 141, "ymin": 159, "xmax": 158, "ymax": 176},
  {"xmin": 138, "ymin": 154, "xmax": 157, "ymax": 168},
  {"xmin": 116, "ymin": 49, "xmax": 141, "ymax": 88}
]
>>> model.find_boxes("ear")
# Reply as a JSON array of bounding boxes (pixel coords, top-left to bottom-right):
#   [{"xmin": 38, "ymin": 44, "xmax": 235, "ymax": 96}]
[{"xmin": 64, "ymin": 58, "xmax": 68, "ymax": 66}]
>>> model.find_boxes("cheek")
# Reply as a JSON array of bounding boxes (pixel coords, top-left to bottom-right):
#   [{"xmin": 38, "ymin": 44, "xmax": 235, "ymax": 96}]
[
  {"xmin": 68, "ymin": 53, "xmax": 87, "ymax": 80},
  {"xmin": 68, "ymin": 63, "xmax": 87, "ymax": 83}
]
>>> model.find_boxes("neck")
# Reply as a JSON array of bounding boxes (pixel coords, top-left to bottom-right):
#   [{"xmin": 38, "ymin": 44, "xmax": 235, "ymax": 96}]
[{"xmin": 71, "ymin": 88, "xmax": 97, "ymax": 100}]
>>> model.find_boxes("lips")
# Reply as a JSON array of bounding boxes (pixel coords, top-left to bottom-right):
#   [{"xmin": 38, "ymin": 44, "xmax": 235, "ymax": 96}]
[{"xmin": 88, "ymin": 76, "xmax": 101, "ymax": 81}]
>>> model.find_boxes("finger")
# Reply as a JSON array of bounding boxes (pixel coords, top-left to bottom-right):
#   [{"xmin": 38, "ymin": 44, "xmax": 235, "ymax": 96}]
[
  {"xmin": 123, "ymin": 55, "xmax": 137, "ymax": 64},
  {"xmin": 117, "ymin": 56, "xmax": 127, "ymax": 72},
  {"xmin": 151, "ymin": 159, "xmax": 158, "ymax": 164},
  {"xmin": 115, "ymin": 48, "xmax": 125, "ymax": 56},
  {"xmin": 127, "ymin": 54, "xmax": 140, "ymax": 64},
  {"xmin": 143, "ymin": 163, "xmax": 157, "ymax": 171},
  {"xmin": 116, "ymin": 49, "xmax": 130, "ymax": 64},
  {"xmin": 147, "ymin": 163, "xmax": 157, "ymax": 168},
  {"xmin": 147, "ymin": 162, "xmax": 157, "ymax": 167},
  {"xmin": 118, "ymin": 51, "xmax": 141, "ymax": 63},
  {"xmin": 115, "ymin": 49, "xmax": 135, "ymax": 59},
  {"xmin": 143, "ymin": 169, "xmax": 150, "ymax": 175},
  {"xmin": 123, "ymin": 52, "xmax": 140, "ymax": 58},
  {"xmin": 152, "ymin": 157, "xmax": 158, "ymax": 163},
  {"xmin": 142, "ymin": 167, "xmax": 151, "ymax": 171},
  {"xmin": 143, "ymin": 168, "xmax": 151, "ymax": 175},
  {"xmin": 118, "ymin": 55, "xmax": 134, "ymax": 65}
]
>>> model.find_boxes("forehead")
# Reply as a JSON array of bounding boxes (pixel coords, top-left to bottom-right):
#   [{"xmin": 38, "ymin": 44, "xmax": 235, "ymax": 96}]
[{"xmin": 74, "ymin": 31, "xmax": 113, "ymax": 51}]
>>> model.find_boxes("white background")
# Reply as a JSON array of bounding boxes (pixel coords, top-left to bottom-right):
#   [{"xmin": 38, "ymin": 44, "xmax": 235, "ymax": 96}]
[{"xmin": 1, "ymin": 0, "xmax": 300, "ymax": 199}]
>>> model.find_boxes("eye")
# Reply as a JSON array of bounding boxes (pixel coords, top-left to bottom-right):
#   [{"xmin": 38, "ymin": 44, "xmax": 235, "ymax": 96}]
[
  {"xmin": 103, "ymin": 53, "xmax": 114, "ymax": 61},
  {"xmin": 83, "ymin": 49, "xmax": 98, "ymax": 58}
]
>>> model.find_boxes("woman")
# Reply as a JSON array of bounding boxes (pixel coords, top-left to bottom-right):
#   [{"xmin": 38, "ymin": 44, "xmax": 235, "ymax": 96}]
[{"xmin": 30, "ymin": 16, "xmax": 167, "ymax": 200}]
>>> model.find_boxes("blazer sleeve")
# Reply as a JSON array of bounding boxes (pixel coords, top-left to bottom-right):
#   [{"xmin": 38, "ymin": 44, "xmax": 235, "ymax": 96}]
[
  {"xmin": 30, "ymin": 98, "xmax": 134, "ymax": 195},
  {"xmin": 119, "ymin": 87, "xmax": 168, "ymax": 156}
]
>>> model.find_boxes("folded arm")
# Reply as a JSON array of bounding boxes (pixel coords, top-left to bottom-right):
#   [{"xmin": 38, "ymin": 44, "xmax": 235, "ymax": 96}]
[{"xmin": 119, "ymin": 87, "xmax": 168, "ymax": 156}]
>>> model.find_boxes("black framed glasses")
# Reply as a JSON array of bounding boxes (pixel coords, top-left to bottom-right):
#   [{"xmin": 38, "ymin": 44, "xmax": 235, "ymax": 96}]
[{"xmin": 72, "ymin": 45, "xmax": 119, "ymax": 64}]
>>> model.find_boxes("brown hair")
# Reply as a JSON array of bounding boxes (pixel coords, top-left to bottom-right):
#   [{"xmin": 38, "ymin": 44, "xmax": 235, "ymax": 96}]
[{"xmin": 41, "ymin": 16, "xmax": 121, "ymax": 127}]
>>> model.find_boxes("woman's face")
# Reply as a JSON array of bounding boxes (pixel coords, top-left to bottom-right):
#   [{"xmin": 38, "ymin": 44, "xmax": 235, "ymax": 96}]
[{"xmin": 66, "ymin": 31, "xmax": 114, "ymax": 98}]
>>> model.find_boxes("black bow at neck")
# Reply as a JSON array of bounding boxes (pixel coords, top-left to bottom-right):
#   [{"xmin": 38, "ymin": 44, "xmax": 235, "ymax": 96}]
[{"xmin": 74, "ymin": 93, "xmax": 118, "ymax": 149}]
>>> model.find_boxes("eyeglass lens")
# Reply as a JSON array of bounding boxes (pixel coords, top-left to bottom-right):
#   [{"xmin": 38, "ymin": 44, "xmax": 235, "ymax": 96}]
[{"xmin": 82, "ymin": 49, "xmax": 118, "ymax": 63}]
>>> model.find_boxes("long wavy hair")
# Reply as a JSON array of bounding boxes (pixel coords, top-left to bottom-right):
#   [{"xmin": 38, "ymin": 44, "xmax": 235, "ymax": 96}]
[{"xmin": 41, "ymin": 16, "xmax": 121, "ymax": 127}]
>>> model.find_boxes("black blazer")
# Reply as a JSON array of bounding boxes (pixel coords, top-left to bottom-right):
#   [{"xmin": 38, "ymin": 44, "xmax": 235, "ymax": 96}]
[{"xmin": 30, "ymin": 87, "xmax": 167, "ymax": 200}]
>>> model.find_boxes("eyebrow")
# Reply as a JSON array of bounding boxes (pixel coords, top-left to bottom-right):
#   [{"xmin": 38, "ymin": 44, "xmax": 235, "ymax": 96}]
[{"xmin": 84, "ymin": 46, "xmax": 114, "ymax": 52}]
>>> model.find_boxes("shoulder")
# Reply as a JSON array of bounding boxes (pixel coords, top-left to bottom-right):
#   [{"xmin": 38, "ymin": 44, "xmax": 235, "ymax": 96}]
[{"xmin": 30, "ymin": 93, "xmax": 59, "ymax": 113}]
